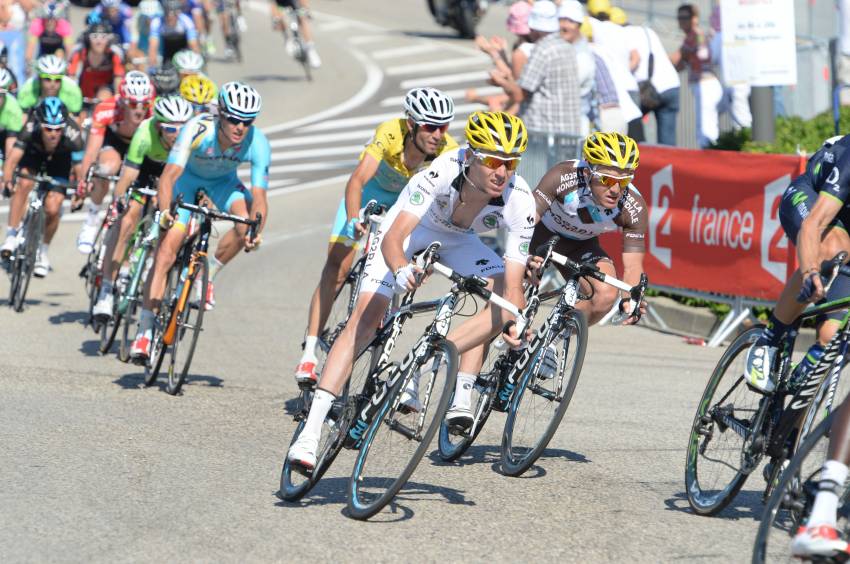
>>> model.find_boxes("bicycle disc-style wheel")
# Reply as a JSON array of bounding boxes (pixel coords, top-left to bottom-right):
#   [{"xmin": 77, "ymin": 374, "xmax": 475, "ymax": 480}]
[
  {"xmin": 144, "ymin": 268, "xmax": 178, "ymax": 386},
  {"xmin": 279, "ymin": 346, "xmax": 377, "ymax": 501},
  {"xmin": 752, "ymin": 413, "xmax": 840, "ymax": 563},
  {"xmin": 166, "ymin": 256, "xmax": 208, "ymax": 395},
  {"xmin": 501, "ymin": 309, "xmax": 587, "ymax": 477},
  {"xmin": 347, "ymin": 338, "xmax": 458, "ymax": 520},
  {"xmin": 685, "ymin": 326, "xmax": 768, "ymax": 516},
  {"xmin": 12, "ymin": 211, "xmax": 43, "ymax": 312},
  {"xmin": 437, "ymin": 344, "xmax": 499, "ymax": 462}
]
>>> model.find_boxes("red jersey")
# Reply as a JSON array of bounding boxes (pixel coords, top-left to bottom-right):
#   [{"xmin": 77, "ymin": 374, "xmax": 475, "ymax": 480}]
[
  {"xmin": 69, "ymin": 47, "xmax": 125, "ymax": 99},
  {"xmin": 90, "ymin": 98, "xmax": 152, "ymax": 138}
]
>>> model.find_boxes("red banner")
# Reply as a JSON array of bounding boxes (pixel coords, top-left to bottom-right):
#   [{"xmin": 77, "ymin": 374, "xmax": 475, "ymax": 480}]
[{"xmin": 600, "ymin": 146, "xmax": 805, "ymax": 300}]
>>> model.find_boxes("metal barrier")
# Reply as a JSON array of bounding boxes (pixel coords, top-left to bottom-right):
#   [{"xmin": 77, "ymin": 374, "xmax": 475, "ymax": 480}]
[{"xmin": 516, "ymin": 130, "xmax": 583, "ymax": 190}]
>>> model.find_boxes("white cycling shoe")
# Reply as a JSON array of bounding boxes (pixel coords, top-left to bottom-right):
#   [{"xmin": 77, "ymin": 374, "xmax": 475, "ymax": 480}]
[
  {"xmin": 791, "ymin": 524, "xmax": 850, "ymax": 558},
  {"xmin": 445, "ymin": 375, "xmax": 475, "ymax": 430},
  {"xmin": 93, "ymin": 292, "xmax": 113, "ymax": 321},
  {"xmin": 33, "ymin": 248, "xmax": 49, "ymax": 278},
  {"xmin": 0, "ymin": 234, "xmax": 16, "ymax": 259},
  {"xmin": 399, "ymin": 371, "xmax": 422, "ymax": 413},
  {"xmin": 77, "ymin": 223, "xmax": 98, "ymax": 255},
  {"xmin": 287, "ymin": 433, "xmax": 319, "ymax": 472},
  {"xmin": 744, "ymin": 343, "xmax": 777, "ymax": 394},
  {"xmin": 538, "ymin": 343, "xmax": 559, "ymax": 380},
  {"xmin": 306, "ymin": 45, "xmax": 321, "ymax": 69}
]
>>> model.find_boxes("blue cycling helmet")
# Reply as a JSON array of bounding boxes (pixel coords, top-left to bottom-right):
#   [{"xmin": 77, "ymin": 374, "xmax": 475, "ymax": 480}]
[
  {"xmin": 85, "ymin": 11, "xmax": 102, "ymax": 25},
  {"xmin": 36, "ymin": 97, "xmax": 68, "ymax": 126},
  {"xmin": 218, "ymin": 82, "xmax": 261, "ymax": 120}
]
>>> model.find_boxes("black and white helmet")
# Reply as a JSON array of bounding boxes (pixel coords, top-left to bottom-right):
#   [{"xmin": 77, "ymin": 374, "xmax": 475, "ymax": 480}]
[
  {"xmin": 403, "ymin": 87, "xmax": 454, "ymax": 125},
  {"xmin": 37, "ymin": 54, "xmax": 67, "ymax": 76},
  {"xmin": 218, "ymin": 81, "xmax": 261, "ymax": 120},
  {"xmin": 154, "ymin": 95, "xmax": 193, "ymax": 123}
]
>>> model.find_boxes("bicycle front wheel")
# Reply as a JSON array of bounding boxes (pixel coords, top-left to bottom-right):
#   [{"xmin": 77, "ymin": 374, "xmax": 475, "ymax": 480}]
[
  {"xmin": 752, "ymin": 413, "xmax": 839, "ymax": 563},
  {"xmin": 685, "ymin": 326, "xmax": 768, "ymax": 516},
  {"xmin": 12, "ymin": 210, "xmax": 44, "ymax": 312},
  {"xmin": 166, "ymin": 256, "xmax": 208, "ymax": 395},
  {"xmin": 501, "ymin": 308, "xmax": 588, "ymax": 476},
  {"xmin": 347, "ymin": 338, "xmax": 458, "ymax": 520},
  {"xmin": 144, "ymin": 267, "xmax": 178, "ymax": 386}
]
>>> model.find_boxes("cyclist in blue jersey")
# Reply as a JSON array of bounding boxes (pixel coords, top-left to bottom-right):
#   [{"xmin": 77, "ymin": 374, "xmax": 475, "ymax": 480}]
[
  {"xmin": 149, "ymin": 1, "xmax": 201, "ymax": 67},
  {"xmin": 127, "ymin": 0, "xmax": 163, "ymax": 69},
  {"xmin": 91, "ymin": 0, "xmax": 134, "ymax": 48},
  {"xmin": 130, "ymin": 82, "xmax": 270, "ymax": 361}
]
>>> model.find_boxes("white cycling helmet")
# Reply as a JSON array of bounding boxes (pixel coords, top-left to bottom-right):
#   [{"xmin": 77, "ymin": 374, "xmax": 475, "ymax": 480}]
[
  {"xmin": 0, "ymin": 68, "xmax": 13, "ymax": 92},
  {"xmin": 138, "ymin": 0, "xmax": 163, "ymax": 17},
  {"xmin": 403, "ymin": 87, "xmax": 454, "ymax": 125},
  {"xmin": 172, "ymin": 49, "xmax": 204, "ymax": 73},
  {"xmin": 37, "ymin": 54, "xmax": 67, "ymax": 76},
  {"xmin": 119, "ymin": 70, "xmax": 155, "ymax": 103},
  {"xmin": 218, "ymin": 81, "xmax": 261, "ymax": 120},
  {"xmin": 101, "ymin": 0, "xmax": 121, "ymax": 9},
  {"xmin": 154, "ymin": 95, "xmax": 193, "ymax": 123}
]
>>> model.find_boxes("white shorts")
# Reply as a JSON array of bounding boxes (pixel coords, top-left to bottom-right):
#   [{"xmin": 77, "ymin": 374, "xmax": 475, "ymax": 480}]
[{"xmin": 360, "ymin": 210, "xmax": 505, "ymax": 299}]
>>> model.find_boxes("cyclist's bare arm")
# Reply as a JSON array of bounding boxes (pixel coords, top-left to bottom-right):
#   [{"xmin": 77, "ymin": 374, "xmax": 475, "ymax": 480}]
[
  {"xmin": 4, "ymin": 135, "xmax": 16, "ymax": 166},
  {"xmin": 79, "ymin": 132, "xmax": 107, "ymax": 188},
  {"xmin": 500, "ymin": 260, "xmax": 528, "ymax": 346},
  {"xmin": 3, "ymin": 146, "xmax": 23, "ymax": 186},
  {"xmin": 380, "ymin": 210, "xmax": 422, "ymax": 276},
  {"xmin": 249, "ymin": 186, "xmax": 268, "ymax": 232},
  {"xmin": 799, "ymin": 193, "xmax": 843, "ymax": 276},
  {"xmin": 148, "ymin": 37, "xmax": 160, "ymax": 68},
  {"xmin": 114, "ymin": 165, "xmax": 140, "ymax": 200},
  {"xmin": 621, "ymin": 251, "xmax": 647, "ymax": 324},
  {"xmin": 344, "ymin": 154, "xmax": 379, "ymax": 230},
  {"xmin": 157, "ymin": 163, "xmax": 183, "ymax": 213}
]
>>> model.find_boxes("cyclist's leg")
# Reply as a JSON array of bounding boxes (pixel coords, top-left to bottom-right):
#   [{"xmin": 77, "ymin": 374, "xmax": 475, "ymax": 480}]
[
  {"xmin": 548, "ymin": 237, "xmax": 618, "ymax": 326},
  {"xmin": 296, "ymin": 0, "xmax": 314, "ymax": 42},
  {"xmin": 42, "ymin": 190, "xmax": 65, "ymax": 244},
  {"xmin": 104, "ymin": 198, "xmax": 144, "ymax": 283},
  {"xmin": 79, "ymin": 146, "xmax": 123, "ymax": 252},
  {"xmin": 4, "ymin": 171, "xmax": 34, "ymax": 247}
]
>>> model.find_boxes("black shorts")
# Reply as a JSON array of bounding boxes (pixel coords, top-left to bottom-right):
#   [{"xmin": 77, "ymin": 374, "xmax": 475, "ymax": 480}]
[
  {"xmin": 102, "ymin": 128, "xmax": 131, "ymax": 159},
  {"xmin": 19, "ymin": 149, "xmax": 73, "ymax": 192},
  {"xmin": 530, "ymin": 223, "xmax": 612, "ymax": 279},
  {"xmin": 780, "ymin": 177, "xmax": 850, "ymax": 243},
  {"xmin": 274, "ymin": 0, "xmax": 301, "ymax": 8},
  {"xmin": 137, "ymin": 157, "xmax": 164, "ymax": 191}
]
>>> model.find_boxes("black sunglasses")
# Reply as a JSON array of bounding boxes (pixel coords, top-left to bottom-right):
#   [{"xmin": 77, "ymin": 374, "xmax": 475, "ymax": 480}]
[{"xmin": 221, "ymin": 112, "xmax": 254, "ymax": 127}]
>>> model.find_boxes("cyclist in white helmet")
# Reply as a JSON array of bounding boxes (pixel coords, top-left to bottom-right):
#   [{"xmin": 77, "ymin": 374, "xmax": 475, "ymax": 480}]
[
  {"xmin": 293, "ymin": 87, "xmax": 457, "ymax": 387},
  {"xmin": 130, "ymin": 81, "xmax": 270, "ymax": 361},
  {"xmin": 172, "ymin": 48, "xmax": 205, "ymax": 80},
  {"xmin": 18, "ymin": 54, "xmax": 83, "ymax": 118}
]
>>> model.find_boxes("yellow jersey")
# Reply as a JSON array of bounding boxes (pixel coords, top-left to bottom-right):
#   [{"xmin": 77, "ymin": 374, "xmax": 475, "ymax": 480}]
[{"xmin": 360, "ymin": 118, "xmax": 459, "ymax": 193}]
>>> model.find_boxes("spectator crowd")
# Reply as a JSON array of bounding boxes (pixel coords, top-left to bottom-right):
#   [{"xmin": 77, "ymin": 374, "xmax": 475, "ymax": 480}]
[{"xmin": 469, "ymin": 0, "xmax": 753, "ymax": 149}]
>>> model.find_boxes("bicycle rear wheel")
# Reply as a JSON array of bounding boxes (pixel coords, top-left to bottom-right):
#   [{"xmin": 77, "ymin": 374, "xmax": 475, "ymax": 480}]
[
  {"xmin": 437, "ymin": 344, "xmax": 500, "ymax": 462},
  {"xmin": 12, "ymin": 210, "xmax": 43, "ymax": 312},
  {"xmin": 84, "ymin": 222, "xmax": 108, "ymax": 330},
  {"xmin": 313, "ymin": 259, "xmax": 360, "ymax": 380},
  {"xmin": 752, "ymin": 413, "xmax": 840, "ymax": 563},
  {"xmin": 501, "ymin": 309, "xmax": 587, "ymax": 476},
  {"xmin": 685, "ymin": 326, "xmax": 769, "ymax": 516},
  {"xmin": 347, "ymin": 338, "xmax": 458, "ymax": 520},
  {"xmin": 166, "ymin": 256, "xmax": 208, "ymax": 395},
  {"xmin": 119, "ymin": 297, "xmax": 136, "ymax": 362},
  {"xmin": 280, "ymin": 346, "xmax": 377, "ymax": 501}
]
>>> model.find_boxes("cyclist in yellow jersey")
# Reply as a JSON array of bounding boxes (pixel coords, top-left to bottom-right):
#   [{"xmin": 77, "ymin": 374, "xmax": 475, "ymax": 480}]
[{"xmin": 294, "ymin": 87, "xmax": 457, "ymax": 386}]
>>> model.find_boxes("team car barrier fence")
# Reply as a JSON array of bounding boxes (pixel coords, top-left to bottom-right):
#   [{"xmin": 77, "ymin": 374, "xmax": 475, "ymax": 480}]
[
  {"xmin": 516, "ymin": 130, "xmax": 583, "ymax": 191},
  {"xmin": 595, "ymin": 145, "xmax": 808, "ymax": 346}
]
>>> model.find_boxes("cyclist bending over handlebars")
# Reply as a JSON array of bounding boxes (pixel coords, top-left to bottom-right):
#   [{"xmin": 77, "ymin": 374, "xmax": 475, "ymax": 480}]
[
  {"xmin": 741, "ymin": 134, "xmax": 850, "ymax": 558},
  {"xmin": 527, "ymin": 131, "xmax": 648, "ymax": 328},
  {"xmin": 287, "ymin": 111, "xmax": 536, "ymax": 471},
  {"xmin": 293, "ymin": 88, "xmax": 458, "ymax": 388},
  {"xmin": 0, "ymin": 98, "xmax": 84, "ymax": 278},
  {"xmin": 130, "ymin": 82, "xmax": 270, "ymax": 361}
]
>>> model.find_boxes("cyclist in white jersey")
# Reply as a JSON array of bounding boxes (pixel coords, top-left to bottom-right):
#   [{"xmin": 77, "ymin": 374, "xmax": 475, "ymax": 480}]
[{"xmin": 287, "ymin": 111, "xmax": 536, "ymax": 470}]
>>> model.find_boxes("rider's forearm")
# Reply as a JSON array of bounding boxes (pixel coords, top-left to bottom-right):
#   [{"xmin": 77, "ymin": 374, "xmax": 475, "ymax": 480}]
[
  {"xmin": 798, "ymin": 218, "xmax": 825, "ymax": 274},
  {"xmin": 157, "ymin": 164, "xmax": 182, "ymax": 212},
  {"xmin": 344, "ymin": 176, "xmax": 366, "ymax": 220},
  {"xmin": 80, "ymin": 136, "xmax": 104, "ymax": 179},
  {"xmin": 249, "ymin": 187, "xmax": 268, "ymax": 232},
  {"xmin": 3, "ymin": 148, "xmax": 21, "ymax": 182},
  {"xmin": 382, "ymin": 232, "xmax": 409, "ymax": 274},
  {"xmin": 114, "ymin": 166, "xmax": 139, "ymax": 199},
  {"xmin": 148, "ymin": 38, "xmax": 160, "ymax": 68}
]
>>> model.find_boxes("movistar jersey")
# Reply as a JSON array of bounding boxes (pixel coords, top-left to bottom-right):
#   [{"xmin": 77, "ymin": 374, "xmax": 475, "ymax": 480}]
[
  {"xmin": 360, "ymin": 118, "xmax": 458, "ymax": 193},
  {"xmin": 803, "ymin": 135, "xmax": 850, "ymax": 203},
  {"xmin": 17, "ymin": 76, "xmax": 83, "ymax": 114},
  {"xmin": 167, "ymin": 113, "xmax": 270, "ymax": 188}
]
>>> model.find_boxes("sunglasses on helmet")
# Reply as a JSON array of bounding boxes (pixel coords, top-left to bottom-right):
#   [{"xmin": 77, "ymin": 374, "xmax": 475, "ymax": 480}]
[
  {"xmin": 39, "ymin": 74, "xmax": 63, "ymax": 82},
  {"xmin": 123, "ymin": 100, "xmax": 151, "ymax": 110},
  {"xmin": 473, "ymin": 150, "xmax": 521, "ymax": 172},
  {"xmin": 590, "ymin": 169, "xmax": 633, "ymax": 189},
  {"xmin": 221, "ymin": 112, "xmax": 254, "ymax": 127}
]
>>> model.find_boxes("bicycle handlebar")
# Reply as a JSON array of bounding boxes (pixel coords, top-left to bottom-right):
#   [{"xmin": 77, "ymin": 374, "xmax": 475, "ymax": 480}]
[
  {"xmin": 12, "ymin": 171, "xmax": 76, "ymax": 197},
  {"xmin": 358, "ymin": 199, "xmax": 387, "ymax": 226}
]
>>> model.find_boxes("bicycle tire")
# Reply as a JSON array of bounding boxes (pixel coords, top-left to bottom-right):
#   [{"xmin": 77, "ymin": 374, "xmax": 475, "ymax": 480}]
[
  {"xmin": 501, "ymin": 309, "xmax": 587, "ymax": 476},
  {"xmin": 119, "ymin": 297, "xmax": 135, "ymax": 363},
  {"xmin": 280, "ymin": 346, "xmax": 378, "ymax": 501},
  {"xmin": 347, "ymin": 338, "xmax": 458, "ymax": 520},
  {"xmin": 7, "ymin": 231, "xmax": 23, "ymax": 308},
  {"xmin": 685, "ymin": 326, "xmax": 768, "ymax": 516},
  {"xmin": 12, "ymin": 209, "xmax": 44, "ymax": 312},
  {"xmin": 84, "ymin": 221, "xmax": 108, "ymax": 329},
  {"xmin": 99, "ymin": 301, "xmax": 122, "ymax": 355},
  {"xmin": 752, "ymin": 412, "xmax": 837, "ymax": 563},
  {"xmin": 144, "ymin": 267, "xmax": 178, "ymax": 386},
  {"xmin": 166, "ymin": 256, "xmax": 208, "ymax": 395},
  {"xmin": 437, "ymin": 345, "xmax": 499, "ymax": 462}
]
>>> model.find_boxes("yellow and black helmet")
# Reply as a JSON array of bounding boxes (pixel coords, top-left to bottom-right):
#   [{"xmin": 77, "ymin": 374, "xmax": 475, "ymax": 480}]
[
  {"xmin": 179, "ymin": 74, "xmax": 216, "ymax": 106},
  {"xmin": 465, "ymin": 111, "xmax": 528, "ymax": 155},
  {"xmin": 582, "ymin": 131, "xmax": 640, "ymax": 170}
]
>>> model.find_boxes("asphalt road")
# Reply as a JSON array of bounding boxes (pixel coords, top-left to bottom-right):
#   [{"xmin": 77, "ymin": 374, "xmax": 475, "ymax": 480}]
[{"xmin": 1, "ymin": 2, "xmax": 783, "ymax": 562}]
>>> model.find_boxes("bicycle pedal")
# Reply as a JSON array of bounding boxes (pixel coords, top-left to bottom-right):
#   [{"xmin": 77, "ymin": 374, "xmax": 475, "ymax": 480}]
[{"xmin": 447, "ymin": 424, "xmax": 471, "ymax": 438}]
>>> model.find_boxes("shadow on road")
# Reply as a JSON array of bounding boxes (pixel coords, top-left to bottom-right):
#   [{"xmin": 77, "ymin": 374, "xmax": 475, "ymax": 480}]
[
  {"xmin": 664, "ymin": 490, "xmax": 765, "ymax": 521},
  {"xmin": 275, "ymin": 476, "xmax": 473, "ymax": 520},
  {"xmin": 49, "ymin": 310, "xmax": 89, "ymax": 326},
  {"xmin": 427, "ymin": 444, "xmax": 589, "ymax": 477},
  {"xmin": 241, "ymin": 74, "xmax": 306, "ymax": 83},
  {"xmin": 401, "ymin": 30, "xmax": 469, "ymax": 42},
  {"xmin": 80, "ymin": 339, "xmax": 102, "ymax": 357},
  {"xmin": 113, "ymin": 372, "xmax": 224, "ymax": 391}
]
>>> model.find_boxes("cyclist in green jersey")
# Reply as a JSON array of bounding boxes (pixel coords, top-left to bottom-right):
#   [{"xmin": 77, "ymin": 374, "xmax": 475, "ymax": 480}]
[
  {"xmin": 91, "ymin": 95, "xmax": 194, "ymax": 321},
  {"xmin": 0, "ymin": 68, "xmax": 24, "ymax": 166},
  {"xmin": 17, "ymin": 55, "xmax": 83, "ymax": 117}
]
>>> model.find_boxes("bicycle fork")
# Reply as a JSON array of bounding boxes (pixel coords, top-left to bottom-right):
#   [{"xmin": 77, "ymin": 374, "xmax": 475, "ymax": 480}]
[{"xmin": 163, "ymin": 252, "xmax": 204, "ymax": 345}]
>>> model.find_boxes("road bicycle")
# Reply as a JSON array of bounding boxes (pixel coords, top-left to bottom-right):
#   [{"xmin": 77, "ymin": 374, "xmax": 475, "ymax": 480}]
[
  {"xmin": 4, "ymin": 172, "xmax": 74, "ymax": 312},
  {"xmin": 144, "ymin": 197, "xmax": 260, "ymax": 395},
  {"xmin": 686, "ymin": 253, "xmax": 850, "ymax": 516},
  {"xmin": 277, "ymin": 3, "xmax": 312, "ymax": 81},
  {"xmin": 279, "ymin": 242, "xmax": 526, "ymax": 519},
  {"xmin": 96, "ymin": 185, "xmax": 159, "ymax": 359},
  {"xmin": 436, "ymin": 237, "xmax": 647, "ymax": 476},
  {"xmin": 222, "ymin": 0, "xmax": 243, "ymax": 62},
  {"xmin": 79, "ymin": 168, "xmax": 120, "ymax": 331}
]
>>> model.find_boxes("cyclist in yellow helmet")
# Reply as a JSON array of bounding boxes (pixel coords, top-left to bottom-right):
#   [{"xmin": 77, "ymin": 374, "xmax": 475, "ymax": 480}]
[
  {"xmin": 286, "ymin": 111, "xmax": 538, "ymax": 470},
  {"xmin": 529, "ymin": 131, "xmax": 647, "ymax": 326},
  {"xmin": 179, "ymin": 74, "xmax": 217, "ymax": 114}
]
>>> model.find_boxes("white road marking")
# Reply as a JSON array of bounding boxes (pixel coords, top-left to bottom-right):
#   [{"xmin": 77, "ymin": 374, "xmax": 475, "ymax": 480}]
[
  {"xmin": 370, "ymin": 43, "xmax": 440, "ymax": 60},
  {"xmin": 296, "ymin": 104, "xmax": 480, "ymax": 132},
  {"xmin": 240, "ymin": 161, "xmax": 358, "ymax": 176},
  {"xmin": 262, "ymin": 223, "xmax": 331, "ymax": 247},
  {"xmin": 317, "ymin": 20, "xmax": 354, "ymax": 31},
  {"xmin": 269, "ymin": 145, "xmax": 363, "ymax": 161},
  {"xmin": 269, "ymin": 129, "xmax": 375, "ymax": 148},
  {"xmin": 380, "ymin": 86, "xmax": 502, "ymax": 107},
  {"xmin": 385, "ymin": 57, "xmax": 487, "ymax": 76},
  {"xmin": 399, "ymin": 70, "xmax": 489, "ymax": 88},
  {"xmin": 349, "ymin": 35, "xmax": 391, "ymax": 45}
]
